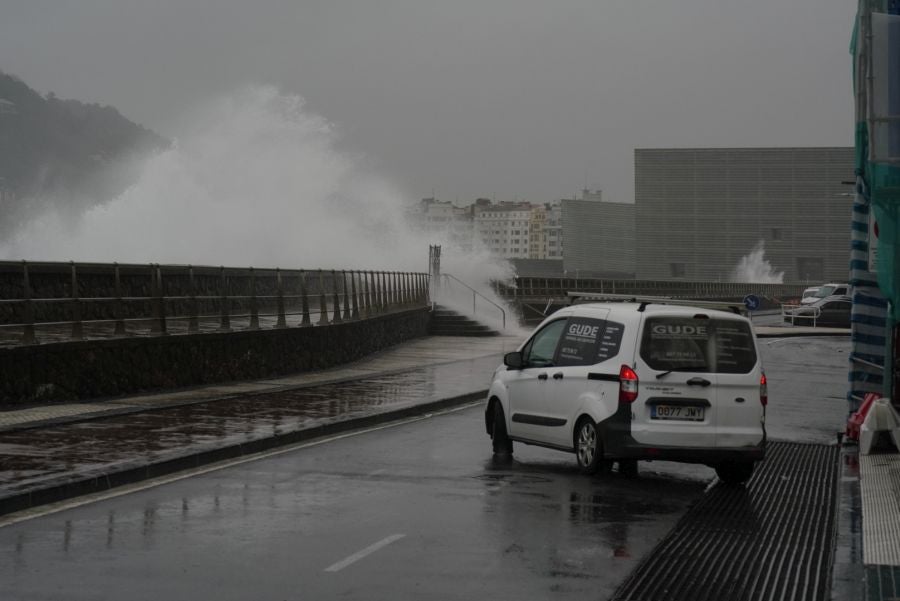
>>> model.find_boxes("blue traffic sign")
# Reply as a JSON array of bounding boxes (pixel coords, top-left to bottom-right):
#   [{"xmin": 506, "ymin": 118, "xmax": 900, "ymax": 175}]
[{"xmin": 743, "ymin": 294, "xmax": 760, "ymax": 311}]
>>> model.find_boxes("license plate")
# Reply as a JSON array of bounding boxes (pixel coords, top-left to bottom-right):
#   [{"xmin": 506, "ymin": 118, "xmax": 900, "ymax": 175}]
[{"xmin": 651, "ymin": 404, "xmax": 705, "ymax": 421}]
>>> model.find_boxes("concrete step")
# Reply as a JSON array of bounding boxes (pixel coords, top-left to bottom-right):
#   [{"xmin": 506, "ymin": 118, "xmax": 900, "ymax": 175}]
[{"xmin": 430, "ymin": 305, "xmax": 501, "ymax": 337}]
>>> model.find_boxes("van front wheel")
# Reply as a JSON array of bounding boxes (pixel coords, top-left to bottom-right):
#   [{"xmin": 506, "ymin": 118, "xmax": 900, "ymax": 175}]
[{"xmin": 491, "ymin": 402, "xmax": 513, "ymax": 455}]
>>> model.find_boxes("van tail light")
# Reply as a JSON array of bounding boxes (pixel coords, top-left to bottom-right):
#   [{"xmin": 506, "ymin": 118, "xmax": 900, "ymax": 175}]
[
  {"xmin": 619, "ymin": 364, "xmax": 639, "ymax": 403},
  {"xmin": 760, "ymin": 372, "xmax": 768, "ymax": 407}
]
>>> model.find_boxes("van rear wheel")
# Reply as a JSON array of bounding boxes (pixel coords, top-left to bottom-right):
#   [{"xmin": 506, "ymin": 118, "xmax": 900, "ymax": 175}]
[
  {"xmin": 575, "ymin": 418, "xmax": 610, "ymax": 474},
  {"xmin": 715, "ymin": 461, "xmax": 755, "ymax": 485}
]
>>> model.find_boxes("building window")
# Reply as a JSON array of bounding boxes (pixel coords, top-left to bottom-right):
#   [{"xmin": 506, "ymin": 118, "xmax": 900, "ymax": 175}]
[
  {"xmin": 771, "ymin": 228, "xmax": 784, "ymax": 241},
  {"xmin": 669, "ymin": 263, "xmax": 686, "ymax": 278}
]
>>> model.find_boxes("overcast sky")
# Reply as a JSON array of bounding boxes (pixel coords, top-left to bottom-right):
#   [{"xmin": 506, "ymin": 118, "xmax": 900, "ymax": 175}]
[{"xmin": 1, "ymin": 0, "xmax": 857, "ymax": 205}]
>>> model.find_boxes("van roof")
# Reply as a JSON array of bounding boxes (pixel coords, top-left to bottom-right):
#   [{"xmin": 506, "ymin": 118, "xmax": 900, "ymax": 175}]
[
  {"xmin": 568, "ymin": 301, "xmax": 749, "ymax": 321},
  {"xmin": 567, "ymin": 292, "xmax": 748, "ymax": 316}
]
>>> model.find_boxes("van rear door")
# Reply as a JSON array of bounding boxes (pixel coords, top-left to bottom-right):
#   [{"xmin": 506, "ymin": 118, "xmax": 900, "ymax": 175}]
[{"xmin": 633, "ymin": 315, "xmax": 718, "ymax": 448}]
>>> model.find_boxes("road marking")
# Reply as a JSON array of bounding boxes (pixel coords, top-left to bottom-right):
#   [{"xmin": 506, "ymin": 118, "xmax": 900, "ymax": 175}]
[
  {"xmin": 325, "ymin": 534, "xmax": 406, "ymax": 572},
  {"xmin": 0, "ymin": 401, "xmax": 483, "ymax": 529}
]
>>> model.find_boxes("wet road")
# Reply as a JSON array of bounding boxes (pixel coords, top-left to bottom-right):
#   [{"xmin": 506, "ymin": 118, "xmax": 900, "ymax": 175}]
[
  {"xmin": 0, "ymin": 407, "xmax": 707, "ymax": 600},
  {"xmin": 0, "ymin": 335, "xmax": 850, "ymax": 600}
]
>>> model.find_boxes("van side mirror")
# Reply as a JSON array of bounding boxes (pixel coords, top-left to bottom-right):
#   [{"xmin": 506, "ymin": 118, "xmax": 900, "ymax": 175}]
[{"xmin": 504, "ymin": 351, "xmax": 524, "ymax": 369}]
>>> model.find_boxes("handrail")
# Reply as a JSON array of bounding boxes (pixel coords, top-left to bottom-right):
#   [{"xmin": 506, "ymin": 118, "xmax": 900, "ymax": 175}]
[
  {"xmin": 0, "ymin": 261, "xmax": 431, "ymax": 346},
  {"xmin": 440, "ymin": 273, "xmax": 506, "ymax": 329},
  {"xmin": 781, "ymin": 303, "xmax": 820, "ymax": 326}
]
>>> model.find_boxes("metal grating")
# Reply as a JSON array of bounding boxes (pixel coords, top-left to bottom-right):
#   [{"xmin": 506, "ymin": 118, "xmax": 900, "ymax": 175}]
[
  {"xmin": 612, "ymin": 442, "xmax": 839, "ymax": 601},
  {"xmin": 860, "ymin": 453, "xmax": 900, "ymax": 566}
]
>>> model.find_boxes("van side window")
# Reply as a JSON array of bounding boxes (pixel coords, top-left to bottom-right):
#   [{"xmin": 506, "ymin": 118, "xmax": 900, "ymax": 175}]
[
  {"xmin": 522, "ymin": 319, "xmax": 567, "ymax": 367},
  {"xmin": 556, "ymin": 318, "xmax": 605, "ymax": 367},
  {"xmin": 596, "ymin": 320, "xmax": 624, "ymax": 363}
]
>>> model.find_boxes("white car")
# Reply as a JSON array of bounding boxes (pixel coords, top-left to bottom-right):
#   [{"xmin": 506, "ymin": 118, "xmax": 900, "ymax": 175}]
[
  {"xmin": 485, "ymin": 301, "xmax": 766, "ymax": 485},
  {"xmin": 800, "ymin": 283, "xmax": 849, "ymax": 305}
]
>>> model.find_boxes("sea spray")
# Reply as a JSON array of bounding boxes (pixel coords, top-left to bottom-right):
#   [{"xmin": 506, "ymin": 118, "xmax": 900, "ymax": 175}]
[
  {"xmin": 0, "ymin": 86, "xmax": 518, "ymax": 328},
  {"xmin": 729, "ymin": 241, "xmax": 784, "ymax": 283}
]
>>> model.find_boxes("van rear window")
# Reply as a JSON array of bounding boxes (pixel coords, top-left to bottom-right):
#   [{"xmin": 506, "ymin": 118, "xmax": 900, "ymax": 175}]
[{"xmin": 640, "ymin": 317, "xmax": 757, "ymax": 374}]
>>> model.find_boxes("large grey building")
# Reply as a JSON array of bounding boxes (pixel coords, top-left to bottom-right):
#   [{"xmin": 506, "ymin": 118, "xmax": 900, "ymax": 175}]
[
  {"xmin": 635, "ymin": 147, "xmax": 854, "ymax": 283},
  {"xmin": 562, "ymin": 192, "xmax": 635, "ymax": 277}
]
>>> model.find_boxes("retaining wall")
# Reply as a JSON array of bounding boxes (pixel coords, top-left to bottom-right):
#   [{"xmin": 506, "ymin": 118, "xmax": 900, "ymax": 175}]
[{"xmin": 0, "ymin": 307, "xmax": 430, "ymax": 405}]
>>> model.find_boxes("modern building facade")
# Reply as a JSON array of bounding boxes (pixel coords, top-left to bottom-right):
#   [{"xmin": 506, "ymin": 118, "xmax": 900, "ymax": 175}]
[
  {"xmin": 562, "ymin": 193, "xmax": 635, "ymax": 277},
  {"xmin": 635, "ymin": 147, "xmax": 855, "ymax": 282}
]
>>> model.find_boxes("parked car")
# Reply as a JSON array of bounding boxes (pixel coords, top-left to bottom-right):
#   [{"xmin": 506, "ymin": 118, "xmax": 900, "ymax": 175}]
[
  {"xmin": 485, "ymin": 301, "xmax": 766, "ymax": 485},
  {"xmin": 800, "ymin": 283, "xmax": 849, "ymax": 305},
  {"xmin": 783, "ymin": 298, "xmax": 851, "ymax": 328}
]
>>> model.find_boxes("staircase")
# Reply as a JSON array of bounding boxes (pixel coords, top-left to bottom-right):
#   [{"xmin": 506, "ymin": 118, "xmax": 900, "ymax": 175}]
[{"xmin": 429, "ymin": 305, "xmax": 500, "ymax": 337}]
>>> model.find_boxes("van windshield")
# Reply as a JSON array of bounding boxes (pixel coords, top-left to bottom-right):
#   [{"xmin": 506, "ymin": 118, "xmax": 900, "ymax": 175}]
[
  {"xmin": 640, "ymin": 317, "xmax": 757, "ymax": 374},
  {"xmin": 814, "ymin": 285, "xmax": 837, "ymax": 298}
]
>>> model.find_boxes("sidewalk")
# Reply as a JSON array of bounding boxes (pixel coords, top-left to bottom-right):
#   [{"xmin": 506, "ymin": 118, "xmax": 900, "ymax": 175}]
[{"xmin": 0, "ymin": 334, "xmax": 522, "ymax": 517}]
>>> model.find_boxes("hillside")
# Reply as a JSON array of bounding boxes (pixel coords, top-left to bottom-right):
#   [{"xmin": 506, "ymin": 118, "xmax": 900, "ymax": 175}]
[{"xmin": 0, "ymin": 71, "xmax": 168, "ymax": 231}]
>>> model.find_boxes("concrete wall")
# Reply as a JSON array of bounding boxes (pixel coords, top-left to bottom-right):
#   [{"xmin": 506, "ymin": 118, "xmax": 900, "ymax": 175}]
[{"xmin": 0, "ymin": 308, "xmax": 430, "ymax": 405}]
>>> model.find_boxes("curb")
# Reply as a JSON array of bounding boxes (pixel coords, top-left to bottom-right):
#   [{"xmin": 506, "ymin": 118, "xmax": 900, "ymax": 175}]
[
  {"xmin": 831, "ymin": 442, "xmax": 865, "ymax": 601},
  {"xmin": 0, "ymin": 390, "xmax": 488, "ymax": 519},
  {"xmin": 756, "ymin": 330, "xmax": 851, "ymax": 339}
]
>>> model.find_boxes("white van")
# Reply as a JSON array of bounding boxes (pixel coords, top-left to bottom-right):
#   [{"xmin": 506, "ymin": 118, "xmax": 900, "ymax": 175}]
[{"xmin": 485, "ymin": 301, "xmax": 766, "ymax": 485}]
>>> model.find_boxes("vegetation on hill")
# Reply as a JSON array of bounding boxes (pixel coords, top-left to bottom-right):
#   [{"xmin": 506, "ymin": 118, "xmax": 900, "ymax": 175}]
[{"xmin": 0, "ymin": 70, "xmax": 168, "ymax": 233}]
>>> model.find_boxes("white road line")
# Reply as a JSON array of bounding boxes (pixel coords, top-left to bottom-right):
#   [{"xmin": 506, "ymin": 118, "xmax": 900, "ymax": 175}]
[{"xmin": 324, "ymin": 534, "xmax": 406, "ymax": 572}]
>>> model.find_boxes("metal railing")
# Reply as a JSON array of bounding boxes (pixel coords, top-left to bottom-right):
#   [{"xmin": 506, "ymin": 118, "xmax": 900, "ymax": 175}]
[
  {"xmin": 781, "ymin": 303, "xmax": 820, "ymax": 326},
  {"xmin": 0, "ymin": 261, "xmax": 430, "ymax": 346},
  {"xmin": 438, "ymin": 273, "xmax": 506, "ymax": 329}
]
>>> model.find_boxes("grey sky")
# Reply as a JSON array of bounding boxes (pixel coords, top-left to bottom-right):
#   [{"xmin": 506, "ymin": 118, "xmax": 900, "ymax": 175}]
[{"xmin": 1, "ymin": 0, "xmax": 856, "ymax": 205}]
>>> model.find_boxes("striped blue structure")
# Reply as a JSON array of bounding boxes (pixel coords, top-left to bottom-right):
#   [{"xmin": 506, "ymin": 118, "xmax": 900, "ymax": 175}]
[{"xmin": 848, "ymin": 172, "xmax": 888, "ymax": 412}]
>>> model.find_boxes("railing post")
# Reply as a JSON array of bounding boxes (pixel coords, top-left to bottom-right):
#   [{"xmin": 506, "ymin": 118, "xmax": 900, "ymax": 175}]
[
  {"xmin": 248, "ymin": 267, "xmax": 259, "ymax": 330},
  {"xmin": 364, "ymin": 271, "xmax": 373, "ymax": 317},
  {"xmin": 21, "ymin": 261, "xmax": 35, "ymax": 344},
  {"xmin": 318, "ymin": 270, "xmax": 329, "ymax": 325},
  {"xmin": 351, "ymin": 271, "xmax": 360, "ymax": 319},
  {"xmin": 404, "ymin": 273, "xmax": 411, "ymax": 305},
  {"xmin": 374, "ymin": 271, "xmax": 382, "ymax": 311},
  {"xmin": 70, "ymin": 262, "xmax": 84, "ymax": 341},
  {"xmin": 188, "ymin": 265, "xmax": 199, "ymax": 333},
  {"xmin": 113, "ymin": 262, "xmax": 126, "ymax": 336},
  {"xmin": 392, "ymin": 272, "xmax": 399, "ymax": 307},
  {"xmin": 299, "ymin": 270, "xmax": 310, "ymax": 326},
  {"xmin": 342, "ymin": 270, "xmax": 351, "ymax": 320},
  {"xmin": 150, "ymin": 264, "xmax": 167, "ymax": 335},
  {"xmin": 331, "ymin": 270, "xmax": 342, "ymax": 323},
  {"xmin": 219, "ymin": 266, "xmax": 231, "ymax": 332},
  {"xmin": 278, "ymin": 269, "xmax": 290, "ymax": 328},
  {"xmin": 381, "ymin": 272, "xmax": 388, "ymax": 310}
]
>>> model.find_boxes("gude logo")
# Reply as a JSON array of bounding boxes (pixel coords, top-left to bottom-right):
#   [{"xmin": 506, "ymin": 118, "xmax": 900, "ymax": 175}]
[
  {"xmin": 652, "ymin": 324, "xmax": 707, "ymax": 336},
  {"xmin": 568, "ymin": 323, "xmax": 600, "ymax": 338}
]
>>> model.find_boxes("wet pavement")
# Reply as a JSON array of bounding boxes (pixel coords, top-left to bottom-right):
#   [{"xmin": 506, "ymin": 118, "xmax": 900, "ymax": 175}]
[
  {"xmin": 0, "ymin": 323, "xmax": 871, "ymax": 600},
  {"xmin": 0, "ymin": 335, "xmax": 522, "ymax": 514},
  {"xmin": 0, "ymin": 401, "xmax": 709, "ymax": 601}
]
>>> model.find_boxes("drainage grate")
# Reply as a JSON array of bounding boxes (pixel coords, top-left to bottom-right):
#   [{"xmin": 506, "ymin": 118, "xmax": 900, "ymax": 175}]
[{"xmin": 612, "ymin": 442, "xmax": 839, "ymax": 601}]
